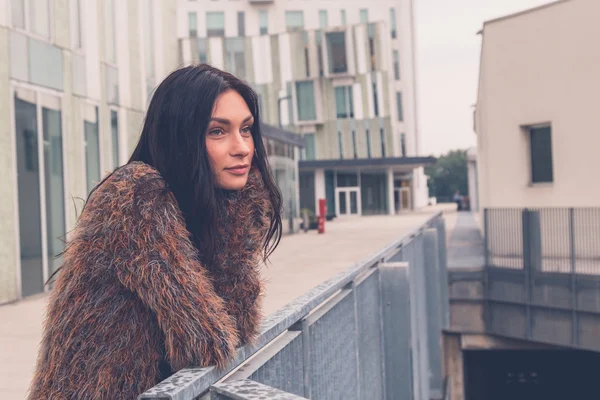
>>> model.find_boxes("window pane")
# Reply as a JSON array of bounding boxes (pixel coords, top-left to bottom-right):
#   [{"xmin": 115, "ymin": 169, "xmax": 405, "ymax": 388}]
[
  {"xmin": 188, "ymin": 12, "xmax": 197, "ymax": 36},
  {"xmin": 14, "ymin": 88, "xmax": 44, "ymax": 296},
  {"xmin": 338, "ymin": 131, "xmax": 343, "ymax": 159},
  {"xmin": 29, "ymin": 38, "xmax": 64, "ymax": 91},
  {"xmin": 197, "ymin": 37, "xmax": 208, "ymax": 63},
  {"xmin": 340, "ymin": 10, "xmax": 346, "ymax": 25},
  {"xmin": 352, "ymin": 130, "xmax": 357, "ymax": 159},
  {"xmin": 372, "ymin": 82, "xmax": 379, "ymax": 116},
  {"xmin": 30, "ymin": 0, "xmax": 50, "ymax": 37},
  {"xmin": 304, "ymin": 133, "xmax": 315, "ymax": 160},
  {"xmin": 401, "ymin": 133, "xmax": 406, "ymax": 156},
  {"xmin": 106, "ymin": 65, "xmax": 119, "ymax": 105},
  {"xmin": 104, "ymin": 0, "xmax": 116, "ymax": 63},
  {"xmin": 225, "ymin": 38, "xmax": 246, "ymax": 79},
  {"xmin": 207, "ymin": 11, "xmax": 225, "ymax": 36},
  {"xmin": 11, "ymin": 0, "xmax": 25, "ymax": 29},
  {"xmin": 390, "ymin": 8, "xmax": 397, "ymax": 38},
  {"xmin": 295, "ymin": 81, "xmax": 316, "ymax": 121},
  {"xmin": 350, "ymin": 191, "xmax": 358, "ymax": 214},
  {"xmin": 393, "ymin": 50, "xmax": 400, "ymax": 80},
  {"xmin": 143, "ymin": 0, "xmax": 155, "ymax": 78},
  {"xmin": 259, "ymin": 10, "xmax": 268, "ymax": 35},
  {"xmin": 71, "ymin": 0, "xmax": 82, "ymax": 48},
  {"xmin": 339, "ymin": 191, "xmax": 347, "ymax": 214},
  {"xmin": 319, "ymin": 10, "xmax": 328, "ymax": 28},
  {"xmin": 396, "ymin": 92, "xmax": 404, "ymax": 121},
  {"xmin": 326, "ymin": 32, "xmax": 348, "ymax": 74},
  {"xmin": 285, "ymin": 11, "xmax": 304, "ymax": 32},
  {"xmin": 366, "ymin": 129, "xmax": 372, "ymax": 158},
  {"xmin": 360, "ymin": 9, "xmax": 368, "ymax": 23},
  {"xmin": 84, "ymin": 105, "xmax": 100, "ymax": 194},
  {"xmin": 335, "ymin": 87, "xmax": 346, "ymax": 118},
  {"xmin": 237, "ymin": 11, "xmax": 245, "ymax": 36},
  {"xmin": 111, "ymin": 110, "xmax": 119, "ymax": 168},
  {"xmin": 41, "ymin": 94, "xmax": 65, "ymax": 277},
  {"xmin": 338, "ymin": 172, "xmax": 358, "ymax": 187},
  {"xmin": 530, "ymin": 126, "xmax": 554, "ymax": 183},
  {"xmin": 380, "ymin": 128, "xmax": 386, "ymax": 157},
  {"xmin": 10, "ymin": 31, "xmax": 28, "ymax": 82}
]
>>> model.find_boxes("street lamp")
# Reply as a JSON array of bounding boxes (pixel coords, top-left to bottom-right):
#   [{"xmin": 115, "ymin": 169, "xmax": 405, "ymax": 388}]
[{"xmin": 277, "ymin": 95, "xmax": 292, "ymax": 128}]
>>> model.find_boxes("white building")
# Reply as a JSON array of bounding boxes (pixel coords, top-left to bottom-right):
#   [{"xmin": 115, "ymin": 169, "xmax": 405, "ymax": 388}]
[
  {"xmin": 178, "ymin": 0, "xmax": 432, "ymax": 219},
  {"xmin": 475, "ymin": 0, "xmax": 600, "ymax": 209}
]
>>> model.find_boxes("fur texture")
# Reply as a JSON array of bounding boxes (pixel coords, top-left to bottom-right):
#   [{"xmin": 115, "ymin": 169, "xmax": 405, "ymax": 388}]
[{"xmin": 28, "ymin": 162, "xmax": 271, "ymax": 399}]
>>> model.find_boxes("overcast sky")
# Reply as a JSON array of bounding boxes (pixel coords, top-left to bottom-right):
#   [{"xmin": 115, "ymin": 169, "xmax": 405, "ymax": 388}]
[{"xmin": 414, "ymin": 0, "xmax": 555, "ymax": 155}]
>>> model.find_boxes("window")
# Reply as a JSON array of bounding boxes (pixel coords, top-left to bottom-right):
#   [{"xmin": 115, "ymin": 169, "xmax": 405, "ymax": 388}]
[
  {"xmin": 340, "ymin": 10, "xmax": 346, "ymax": 25},
  {"xmin": 197, "ymin": 38, "xmax": 208, "ymax": 63},
  {"xmin": 360, "ymin": 9, "xmax": 368, "ymax": 23},
  {"xmin": 368, "ymin": 24, "xmax": 376, "ymax": 70},
  {"xmin": 83, "ymin": 104, "xmax": 100, "ymax": 194},
  {"xmin": 188, "ymin": 12, "xmax": 198, "ymax": 36},
  {"xmin": 106, "ymin": 65, "xmax": 119, "ymax": 104},
  {"xmin": 104, "ymin": 0, "xmax": 116, "ymax": 63},
  {"xmin": 372, "ymin": 81, "xmax": 379, "ymax": 117},
  {"xmin": 11, "ymin": 0, "xmax": 25, "ymax": 29},
  {"xmin": 393, "ymin": 50, "xmax": 400, "ymax": 80},
  {"xmin": 366, "ymin": 129, "xmax": 372, "ymax": 158},
  {"xmin": 326, "ymin": 32, "xmax": 347, "ymax": 74},
  {"xmin": 207, "ymin": 11, "xmax": 225, "ymax": 37},
  {"xmin": 225, "ymin": 38, "xmax": 246, "ymax": 79},
  {"xmin": 396, "ymin": 92, "xmax": 404, "ymax": 121},
  {"xmin": 259, "ymin": 10, "xmax": 268, "ymax": 35},
  {"xmin": 12, "ymin": 0, "xmax": 51, "ymax": 37},
  {"xmin": 111, "ymin": 110, "xmax": 119, "ymax": 168},
  {"xmin": 400, "ymin": 133, "xmax": 406, "ymax": 157},
  {"xmin": 319, "ymin": 10, "xmax": 328, "ymax": 28},
  {"xmin": 295, "ymin": 81, "xmax": 317, "ymax": 121},
  {"xmin": 529, "ymin": 125, "xmax": 553, "ymax": 183},
  {"xmin": 335, "ymin": 86, "xmax": 353, "ymax": 119},
  {"xmin": 70, "ymin": 0, "xmax": 83, "ymax": 49},
  {"xmin": 237, "ymin": 11, "xmax": 245, "ymax": 37},
  {"xmin": 285, "ymin": 11, "xmax": 304, "ymax": 32},
  {"xmin": 304, "ymin": 133, "xmax": 315, "ymax": 160},
  {"xmin": 380, "ymin": 128, "xmax": 386, "ymax": 157},
  {"xmin": 338, "ymin": 131, "xmax": 344, "ymax": 159},
  {"xmin": 352, "ymin": 130, "xmax": 358, "ymax": 159},
  {"xmin": 390, "ymin": 8, "xmax": 397, "ymax": 38}
]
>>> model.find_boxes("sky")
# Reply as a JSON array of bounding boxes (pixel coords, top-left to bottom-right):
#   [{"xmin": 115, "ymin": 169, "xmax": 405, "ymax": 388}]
[{"xmin": 414, "ymin": 0, "xmax": 556, "ymax": 156}]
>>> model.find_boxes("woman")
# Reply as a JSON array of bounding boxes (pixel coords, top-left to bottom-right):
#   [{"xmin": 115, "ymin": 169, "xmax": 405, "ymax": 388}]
[{"xmin": 28, "ymin": 65, "xmax": 283, "ymax": 399}]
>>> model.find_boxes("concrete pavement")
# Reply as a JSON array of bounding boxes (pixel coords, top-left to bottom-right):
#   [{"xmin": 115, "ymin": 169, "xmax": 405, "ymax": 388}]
[{"xmin": 0, "ymin": 205, "xmax": 455, "ymax": 399}]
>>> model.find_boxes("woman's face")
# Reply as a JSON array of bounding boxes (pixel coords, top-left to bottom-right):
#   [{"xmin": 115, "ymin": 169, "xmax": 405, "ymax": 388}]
[{"xmin": 206, "ymin": 90, "xmax": 255, "ymax": 190}]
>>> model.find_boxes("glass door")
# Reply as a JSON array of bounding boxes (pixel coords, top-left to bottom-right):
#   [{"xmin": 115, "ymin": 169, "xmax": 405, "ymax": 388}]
[{"xmin": 336, "ymin": 188, "xmax": 361, "ymax": 216}]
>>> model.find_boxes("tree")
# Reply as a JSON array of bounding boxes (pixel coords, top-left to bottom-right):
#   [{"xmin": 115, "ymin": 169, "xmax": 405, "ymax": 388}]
[{"xmin": 425, "ymin": 149, "xmax": 468, "ymax": 203}]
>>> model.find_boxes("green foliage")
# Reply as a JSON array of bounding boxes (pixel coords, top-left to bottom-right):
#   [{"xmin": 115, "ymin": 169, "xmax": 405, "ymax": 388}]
[{"xmin": 425, "ymin": 149, "xmax": 468, "ymax": 202}]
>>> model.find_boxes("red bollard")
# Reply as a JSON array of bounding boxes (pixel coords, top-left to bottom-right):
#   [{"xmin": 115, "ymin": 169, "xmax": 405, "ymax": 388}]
[{"xmin": 318, "ymin": 199, "xmax": 327, "ymax": 234}]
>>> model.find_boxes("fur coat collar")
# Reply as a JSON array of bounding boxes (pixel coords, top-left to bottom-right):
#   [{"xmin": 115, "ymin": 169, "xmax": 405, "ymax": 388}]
[{"xmin": 28, "ymin": 161, "xmax": 272, "ymax": 399}]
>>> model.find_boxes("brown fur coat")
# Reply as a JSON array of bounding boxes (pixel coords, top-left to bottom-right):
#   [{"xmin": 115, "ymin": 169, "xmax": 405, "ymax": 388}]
[{"xmin": 28, "ymin": 162, "xmax": 272, "ymax": 399}]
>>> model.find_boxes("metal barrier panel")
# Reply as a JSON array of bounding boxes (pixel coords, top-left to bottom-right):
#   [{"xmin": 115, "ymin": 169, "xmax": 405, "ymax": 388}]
[
  {"xmin": 436, "ymin": 218, "xmax": 450, "ymax": 330},
  {"xmin": 308, "ymin": 289, "xmax": 359, "ymax": 400},
  {"xmin": 355, "ymin": 270, "xmax": 385, "ymax": 400}
]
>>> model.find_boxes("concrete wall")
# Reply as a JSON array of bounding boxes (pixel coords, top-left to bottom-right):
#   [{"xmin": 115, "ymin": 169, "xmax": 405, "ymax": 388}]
[{"xmin": 476, "ymin": 0, "xmax": 600, "ymax": 208}]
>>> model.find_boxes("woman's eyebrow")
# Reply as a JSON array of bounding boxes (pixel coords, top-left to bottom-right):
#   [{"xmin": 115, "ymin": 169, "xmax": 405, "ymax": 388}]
[{"xmin": 209, "ymin": 115, "xmax": 254, "ymax": 125}]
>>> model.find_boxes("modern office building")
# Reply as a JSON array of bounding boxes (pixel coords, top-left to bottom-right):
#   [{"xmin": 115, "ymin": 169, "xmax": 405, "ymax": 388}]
[{"xmin": 178, "ymin": 0, "xmax": 434, "ymax": 219}]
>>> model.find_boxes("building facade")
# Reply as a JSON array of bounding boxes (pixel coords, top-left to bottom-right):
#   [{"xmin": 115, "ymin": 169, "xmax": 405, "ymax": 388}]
[
  {"xmin": 178, "ymin": 0, "xmax": 432, "ymax": 219},
  {"xmin": 475, "ymin": 0, "xmax": 599, "ymax": 209}
]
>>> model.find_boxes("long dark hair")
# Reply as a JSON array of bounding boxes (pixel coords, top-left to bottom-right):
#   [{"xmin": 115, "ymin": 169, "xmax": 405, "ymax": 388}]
[{"xmin": 128, "ymin": 64, "xmax": 282, "ymax": 265}]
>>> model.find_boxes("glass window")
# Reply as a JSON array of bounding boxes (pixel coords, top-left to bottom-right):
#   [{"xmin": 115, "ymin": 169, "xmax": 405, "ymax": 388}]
[
  {"xmin": 304, "ymin": 133, "xmax": 315, "ymax": 160},
  {"xmin": 396, "ymin": 92, "xmax": 404, "ymax": 121},
  {"xmin": 14, "ymin": 87, "xmax": 43, "ymax": 296},
  {"xmin": 326, "ymin": 32, "xmax": 347, "ymax": 74},
  {"xmin": 30, "ymin": 0, "xmax": 51, "ymax": 37},
  {"xmin": 29, "ymin": 37, "xmax": 64, "ymax": 91},
  {"xmin": 529, "ymin": 126, "xmax": 553, "ymax": 183},
  {"xmin": 393, "ymin": 50, "xmax": 400, "ymax": 80},
  {"xmin": 372, "ymin": 81, "xmax": 379, "ymax": 117},
  {"xmin": 360, "ymin": 172, "xmax": 388, "ymax": 215},
  {"xmin": 84, "ymin": 104, "xmax": 100, "ymax": 194},
  {"xmin": 338, "ymin": 131, "xmax": 343, "ymax": 159},
  {"xmin": 295, "ymin": 81, "xmax": 316, "ymax": 121},
  {"xmin": 340, "ymin": 9, "xmax": 346, "ymax": 26},
  {"xmin": 237, "ymin": 11, "xmax": 245, "ymax": 37},
  {"xmin": 334, "ymin": 86, "xmax": 353, "ymax": 119},
  {"xmin": 197, "ymin": 37, "xmax": 208, "ymax": 63},
  {"xmin": 390, "ymin": 8, "xmax": 397, "ymax": 38},
  {"xmin": 259, "ymin": 10, "xmax": 268, "ymax": 35},
  {"xmin": 380, "ymin": 127, "xmax": 386, "ymax": 157},
  {"xmin": 71, "ymin": 0, "xmax": 83, "ymax": 49},
  {"xmin": 10, "ymin": 31, "xmax": 28, "ymax": 82},
  {"xmin": 111, "ymin": 110, "xmax": 119, "ymax": 168},
  {"xmin": 352, "ymin": 130, "xmax": 357, "ymax": 159},
  {"xmin": 11, "ymin": 0, "xmax": 25, "ymax": 29},
  {"xmin": 207, "ymin": 11, "xmax": 225, "ymax": 37},
  {"xmin": 319, "ymin": 10, "xmax": 328, "ymax": 28},
  {"xmin": 104, "ymin": 0, "xmax": 116, "ymax": 63},
  {"xmin": 286, "ymin": 82, "xmax": 293, "ymax": 125},
  {"xmin": 188, "ymin": 12, "xmax": 198, "ymax": 36},
  {"xmin": 366, "ymin": 129, "xmax": 372, "ymax": 158},
  {"xmin": 285, "ymin": 11, "xmax": 304, "ymax": 32},
  {"xmin": 225, "ymin": 38, "xmax": 246, "ymax": 79},
  {"xmin": 400, "ymin": 133, "xmax": 406, "ymax": 157},
  {"xmin": 106, "ymin": 65, "xmax": 119, "ymax": 105},
  {"xmin": 41, "ymin": 94, "xmax": 65, "ymax": 277},
  {"xmin": 337, "ymin": 172, "xmax": 358, "ymax": 187},
  {"xmin": 303, "ymin": 32, "xmax": 310, "ymax": 77},
  {"xmin": 360, "ymin": 9, "xmax": 368, "ymax": 23}
]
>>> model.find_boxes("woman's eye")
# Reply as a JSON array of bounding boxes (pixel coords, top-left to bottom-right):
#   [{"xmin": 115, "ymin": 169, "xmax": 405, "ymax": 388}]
[
  {"xmin": 241, "ymin": 126, "xmax": 252, "ymax": 135},
  {"xmin": 208, "ymin": 128, "xmax": 224, "ymax": 136}
]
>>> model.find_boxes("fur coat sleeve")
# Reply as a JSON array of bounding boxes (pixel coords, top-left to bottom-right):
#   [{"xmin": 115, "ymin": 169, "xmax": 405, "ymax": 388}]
[{"xmin": 28, "ymin": 162, "xmax": 271, "ymax": 399}]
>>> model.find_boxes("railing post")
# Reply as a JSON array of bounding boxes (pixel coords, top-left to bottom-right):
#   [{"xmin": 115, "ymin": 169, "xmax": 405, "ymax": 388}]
[
  {"xmin": 569, "ymin": 207, "xmax": 579, "ymax": 346},
  {"xmin": 522, "ymin": 209, "xmax": 533, "ymax": 340},
  {"xmin": 483, "ymin": 208, "xmax": 490, "ymax": 268},
  {"xmin": 424, "ymin": 228, "xmax": 443, "ymax": 399},
  {"xmin": 483, "ymin": 209, "xmax": 491, "ymax": 332},
  {"xmin": 290, "ymin": 318, "xmax": 311, "ymax": 399},
  {"xmin": 436, "ymin": 217, "xmax": 450, "ymax": 330}
]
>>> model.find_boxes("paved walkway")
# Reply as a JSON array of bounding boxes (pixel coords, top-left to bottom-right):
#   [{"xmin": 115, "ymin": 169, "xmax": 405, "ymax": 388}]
[
  {"xmin": 0, "ymin": 205, "xmax": 454, "ymax": 398},
  {"xmin": 447, "ymin": 211, "xmax": 485, "ymax": 269}
]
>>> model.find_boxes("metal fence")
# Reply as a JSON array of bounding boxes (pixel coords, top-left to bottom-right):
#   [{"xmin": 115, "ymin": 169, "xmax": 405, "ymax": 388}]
[
  {"xmin": 450, "ymin": 208, "xmax": 600, "ymax": 350},
  {"xmin": 139, "ymin": 212, "xmax": 448, "ymax": 400}
]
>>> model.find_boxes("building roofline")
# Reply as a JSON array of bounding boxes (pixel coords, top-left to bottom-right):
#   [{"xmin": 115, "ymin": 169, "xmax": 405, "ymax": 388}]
[
  {"xmin": 261, "ymin": 123, "xmax": 305, "ymax": 147},
  {"xmin": 298, "ymin": 156, "xmax": 437, "ymax": 170},
  {"xmin": 481, "ymin": 0, "xmax": 572, "ymax": 29}
]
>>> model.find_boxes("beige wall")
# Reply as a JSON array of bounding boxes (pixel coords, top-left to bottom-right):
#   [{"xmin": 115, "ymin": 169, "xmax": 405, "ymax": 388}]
[{"xmin": 476, "ymin": 0, "xmax": 600, "ymax": 208}]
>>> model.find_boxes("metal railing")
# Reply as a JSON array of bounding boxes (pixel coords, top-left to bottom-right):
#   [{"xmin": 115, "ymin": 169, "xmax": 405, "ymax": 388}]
[
  {"xmin": 139, "ymin": 212, "xmax": 448, "ymax": 400},
  {"xmin": 450, "ymin": 208, "xmax": 600, "ymax": 351}
]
